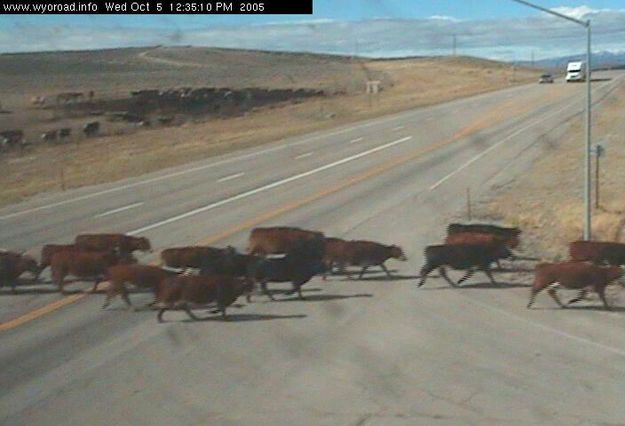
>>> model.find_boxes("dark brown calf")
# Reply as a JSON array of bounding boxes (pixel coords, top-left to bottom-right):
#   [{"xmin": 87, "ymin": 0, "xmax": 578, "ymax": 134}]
[
  {"xmin": 156, "ymin": 275, "xmax": 254, "ymax": 322},
  {"xmin": 527, "ymin": 261, "xmax": 623, "ymax": 310},
  {"xmin": 339, "ymin": 240, "xmax": 407, "ymax": 279},
  {"xmin": 569, "ymin": 241, "xmax": 625, "ymax": 266},
  {"xmin": 0, "ymin": 251, "xmax": 39, "ymax": 292},
  {"xmin": 103, "ymin": 264, "xmax": 176, "ymax": 309}
]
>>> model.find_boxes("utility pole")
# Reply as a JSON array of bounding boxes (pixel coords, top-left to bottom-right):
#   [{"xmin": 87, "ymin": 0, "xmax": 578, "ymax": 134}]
[{"xmin": 511, "ymin": 0, "xmax": 593, "ymax": 240}]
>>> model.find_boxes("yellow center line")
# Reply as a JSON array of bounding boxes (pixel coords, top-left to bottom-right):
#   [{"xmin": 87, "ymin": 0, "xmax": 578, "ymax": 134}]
[{"xmin": 0, "ymin": 90, "xmax": 565, "ymax": 332}]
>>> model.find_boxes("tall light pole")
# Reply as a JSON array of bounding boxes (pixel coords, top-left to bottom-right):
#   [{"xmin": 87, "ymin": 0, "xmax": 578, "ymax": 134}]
[{"xmin": 511, "ymin": 0, "xmax": 592, "ymax": 240}]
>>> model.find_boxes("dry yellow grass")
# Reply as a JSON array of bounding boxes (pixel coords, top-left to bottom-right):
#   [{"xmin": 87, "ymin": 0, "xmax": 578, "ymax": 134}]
[
  {"xmin": 482, "ymin": 83, "xmax": 625, "ymax": 260},
  {"xmin": 0, "ymin": 51, "xmax": 538, "ymax": 207}
]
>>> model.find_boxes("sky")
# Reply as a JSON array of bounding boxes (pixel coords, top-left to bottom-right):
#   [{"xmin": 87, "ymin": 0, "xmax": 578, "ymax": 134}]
[{"xmin": 1, "ymin": 1, "xmax": 624, "ymax": 60}]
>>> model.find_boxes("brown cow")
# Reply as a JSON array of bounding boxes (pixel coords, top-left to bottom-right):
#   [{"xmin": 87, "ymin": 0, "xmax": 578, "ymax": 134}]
[
  {"xmin": 445, "ymin": 232, "xmax": 516, "ymax": 269},
  {"xmin": 160, "ymin": 246, "xmax": 235, "ymax": 269},
  {"xmin": 322, "ymin": 237, "xmax": 350, "ymax": 280},
  {"xmin": 156, "ymin": 275, "xmax": 254, "ymax": 322},
  {"xmin": 447, "ymin": 223, "xmax": 521, "ymax": 248},
  {"xmin": 50, "ymin": 250, "xmax": 135, "ymax": 294},
  {"xmin": 0, "ymin": 251, "xmax": 39, "ymax": 292},
  {"xmin": 326, "ymin": 240, "xmax": 407, "ymax": 280},
  {"xmin": 248, "ymin": 226, "xmax": 324, "ymax": 256},
  {"xmin": 75, "ymin": 233, "xmax": 151, "ymax": 256},
  {"xmin": 103, "ymin": 264, "xmax": 176, "ymax": 309},
  {"xmin": 569, "ymin": 241, "xmax": 625, "ymax": 266},
  {"xmin": 38, "ymin": 243, "xmax": 89, "ymax": 278},
  {"xmin": 527, "ymin": 261, "xmax": 623, "ymax": 310}
]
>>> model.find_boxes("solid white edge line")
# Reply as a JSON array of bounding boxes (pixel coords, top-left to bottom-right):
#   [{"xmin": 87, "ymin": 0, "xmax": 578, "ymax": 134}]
[
  {"xmin": 126, "ymin": 136, "xmax": 412, "ymax": 235},
  {"xmin": 429, "ymin": 102, "xmax": 574, "ymax": 191},
  {"xmin": 94, "ymin": 202, "xmax": 144, "ymax": 218},
  {"xmin": 349, "ymin": 137, "xmax": 364, "ymax": 144}
]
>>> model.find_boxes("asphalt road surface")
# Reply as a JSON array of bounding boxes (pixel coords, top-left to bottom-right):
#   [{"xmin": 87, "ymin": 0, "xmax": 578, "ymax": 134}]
[{"xmin": 1, "ymin": 72, "xmax": 624, "ymax": 425}]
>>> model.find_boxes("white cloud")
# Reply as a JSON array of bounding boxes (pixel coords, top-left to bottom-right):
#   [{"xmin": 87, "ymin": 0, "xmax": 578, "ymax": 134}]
[
  {"xmin": 427, "ymin": 15, "xmax": 460, "ymax": 22},
  {"xmin": 550, "ymin": 5, "xmax": 597, "ymax": 20},
  {"xmin": 1, "ymin": 8, "xmax": 624, "ymax": 61}
]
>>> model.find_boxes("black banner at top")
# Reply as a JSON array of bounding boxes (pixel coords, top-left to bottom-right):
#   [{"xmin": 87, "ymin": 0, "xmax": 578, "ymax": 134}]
[{"xmin": 1, "ymin": 0, "xmax": 313, "ymax": 14}]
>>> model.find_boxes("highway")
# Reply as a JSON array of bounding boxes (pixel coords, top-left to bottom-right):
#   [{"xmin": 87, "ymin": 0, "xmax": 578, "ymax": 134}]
[{"xmin": 1, "ymin": 72, "xmax": 624, "ymax": 425}]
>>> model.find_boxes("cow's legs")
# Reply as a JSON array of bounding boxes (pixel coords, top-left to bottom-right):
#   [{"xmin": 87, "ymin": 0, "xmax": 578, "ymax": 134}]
[
  {"xmin": 482, "ymin": 266, "xmax": 498, "ymax": 286},
  {"xmin": 260, "ymin": 280, "xmax": 275, "ymax": 301},
  {"xmin": 439, "ymin": 267, "xmax": 458, "ymax": 287},
  {"xmin": 567, "ymin": 289, "xmax": 588, "ymax": 305},
  {"xmin": 121, "ymin": 287, "xmax": 133, "ymax": 309},
  {"xmin": 91, "ymin": 277, "xmax": 102, "ymax": 293},
  {"xmin": 457, "ymin": 269, "xmax": 474, "ymax": 285},
  {"xmin": 417, "ymin": 262, "xmax": 439, "ymax": 287},
  {"xmin": 358, "ymin": 266, "xmax": 368, "ymax": 280},
  {"xmin": 381, "ymin": 263, "xmax": 392, "ymax": 279},
  {"xmin": 157, "ymin": 307, "xmax": 168, "ymax": 322},
  {"xmin": 547, "ymin": 286, "xmax": 565, "ymax": 308},
  {"xmin": 526, "ymin": 289, "xmax": 537, "ymax": 308},
  {"xmin": 183, "ymin": 304, "xmax": 201, "ymax": 321},
  {"xmin": 596, "ymin": 285, "xmax": 611, "ymax": 310}
]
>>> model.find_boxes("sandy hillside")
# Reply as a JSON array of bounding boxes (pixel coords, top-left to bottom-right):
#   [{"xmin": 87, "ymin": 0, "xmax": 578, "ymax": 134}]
[{"xmin": 0, "ymin": 47, "xmax": 539, "ymax": 206}]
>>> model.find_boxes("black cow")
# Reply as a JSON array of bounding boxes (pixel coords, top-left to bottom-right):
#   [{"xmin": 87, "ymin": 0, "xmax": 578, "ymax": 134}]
[
  {"xmin": 250, "ymin": 237, "xmax": 326, "ymax": 301},
  {"xmin": 417, "ymin": 243, "xmax": 511, "ymax": 288}
]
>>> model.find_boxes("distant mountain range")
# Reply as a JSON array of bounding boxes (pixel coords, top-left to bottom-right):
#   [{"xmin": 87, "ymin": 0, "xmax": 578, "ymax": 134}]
[{"xmin": 518, "ymin": 51, "xmax": 625, "ymax": 70}]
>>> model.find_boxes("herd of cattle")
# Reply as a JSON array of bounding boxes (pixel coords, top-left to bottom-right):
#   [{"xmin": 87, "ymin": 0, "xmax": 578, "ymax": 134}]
[{"xmin": 0, "ymin": 224, "xmax": 624, "ymax": 322}]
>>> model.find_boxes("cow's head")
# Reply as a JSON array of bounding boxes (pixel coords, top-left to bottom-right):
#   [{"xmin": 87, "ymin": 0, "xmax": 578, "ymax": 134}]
[
  {"xmin": 133, "ymin": 237, "xmax": 152, "ymax": 253},
  {"xmin": 390, "ymin": 245, "xmax": 407, "ymax": 261}
]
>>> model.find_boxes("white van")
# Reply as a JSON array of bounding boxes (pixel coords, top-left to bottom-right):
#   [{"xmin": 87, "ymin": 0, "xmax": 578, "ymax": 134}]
[{"xmin": 566, "ymin": 61, "xmax": 586, "ymax": 82}]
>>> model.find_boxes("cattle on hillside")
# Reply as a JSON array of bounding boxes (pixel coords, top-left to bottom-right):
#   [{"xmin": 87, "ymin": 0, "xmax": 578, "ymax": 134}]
[
  {"xmin": 156, "ymin": 275, "xmax": 254, "ymax": 322},
  {"xmin": 0, "ymin": 130, "xmax": 24, "ymax": 149},
  {"xmin": 41, "ymin": 130, "xmax": 58, "ymax": 144},
  {"xmin": 527, "ymin": 261, "xmax": 623, "ymax": 310},
  {"xmin": 83, "ymin": 121, "xmax": 100, "ymax": 137},
  {"xmin": 417, "ymin": 242, "xmax": 511, "ymax": 288},
  {"xmin": 59, "ymin": 127, "xmax": 72, "ymax": 140}
]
